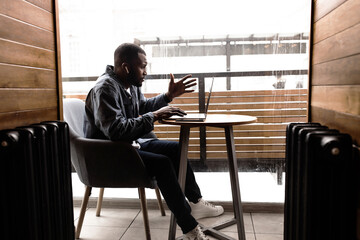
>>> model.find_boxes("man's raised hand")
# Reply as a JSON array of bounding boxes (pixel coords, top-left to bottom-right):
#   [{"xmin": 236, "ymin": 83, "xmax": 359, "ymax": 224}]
[{"xmin": 166, "ymin": 73, "xmax": 197, "ymax": 101}]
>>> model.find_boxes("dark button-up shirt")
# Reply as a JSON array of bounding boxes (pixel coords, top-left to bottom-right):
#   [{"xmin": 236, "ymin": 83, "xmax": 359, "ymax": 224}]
[{"xmin": 84, "ymin": 65, "xmax": 170, "ymax": 142}]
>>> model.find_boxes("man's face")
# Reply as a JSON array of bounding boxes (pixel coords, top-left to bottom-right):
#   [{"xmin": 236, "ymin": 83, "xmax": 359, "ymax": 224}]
[{"xmin": 128, "ymin": 53, "xmax": 147, "ymax": 87}]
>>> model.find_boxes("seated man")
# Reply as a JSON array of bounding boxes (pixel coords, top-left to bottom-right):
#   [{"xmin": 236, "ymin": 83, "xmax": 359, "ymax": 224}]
[{"xmin": 84, "ymin": 43, "xmax": 224, "ymax": 239}]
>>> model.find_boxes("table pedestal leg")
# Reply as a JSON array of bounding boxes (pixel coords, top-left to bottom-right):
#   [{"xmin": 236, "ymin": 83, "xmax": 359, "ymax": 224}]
[
  {"xmin": 224, "ymin": 126, "xmax": 246, "ymax": 240},
  {"xmin": 168, "ymin": 126, "xmax": 190, "ymax": 240}
]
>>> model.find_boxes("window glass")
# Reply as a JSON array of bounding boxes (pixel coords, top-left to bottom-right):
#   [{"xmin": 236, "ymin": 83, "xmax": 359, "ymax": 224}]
[{"xmin": 59, "ymin": 0, "xmax": 311, "ymax": 203}]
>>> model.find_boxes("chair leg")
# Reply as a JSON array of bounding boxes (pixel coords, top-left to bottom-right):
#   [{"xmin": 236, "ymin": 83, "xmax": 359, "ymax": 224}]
[
  {"xmin": 76, "ymin": 186, "xmax": 92, "ymax": 239},
  {"xmin": 138, "ymin": 187, "xmax": 151, "ymax": 240},
  {"xmin": 96, "ymin": 188, "xmax": 105, "ymax": 217},
  {"xmin": 155, "ymin": 187, "xmax": 166, "ymax": 216}
]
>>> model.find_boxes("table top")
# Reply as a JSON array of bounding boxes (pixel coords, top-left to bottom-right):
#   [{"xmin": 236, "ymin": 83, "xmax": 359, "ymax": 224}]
[{"xmin": 160, "ymin": 114, "xmax": 257, "ymax": 127}]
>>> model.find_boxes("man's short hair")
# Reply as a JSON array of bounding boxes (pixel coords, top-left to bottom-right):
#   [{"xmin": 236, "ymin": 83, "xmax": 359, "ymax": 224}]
[{"xmin": 114, "ymin": 43, "xmax": 146, "ymax": 67}]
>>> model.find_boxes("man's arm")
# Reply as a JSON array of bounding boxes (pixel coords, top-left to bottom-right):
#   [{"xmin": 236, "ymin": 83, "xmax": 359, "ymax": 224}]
[
  {"xmin": 140, "ymin": 74, "xmax": 197, "ymax": 121},
  {"xmin": 91, "ymin": 87, "xmax": 154, "ymax": 141}
]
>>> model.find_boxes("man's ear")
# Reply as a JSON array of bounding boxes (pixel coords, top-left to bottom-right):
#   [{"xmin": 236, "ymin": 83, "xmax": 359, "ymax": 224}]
[{"xmin": 121, "ymin": 63, "xmax": 130, "ymax": 74}]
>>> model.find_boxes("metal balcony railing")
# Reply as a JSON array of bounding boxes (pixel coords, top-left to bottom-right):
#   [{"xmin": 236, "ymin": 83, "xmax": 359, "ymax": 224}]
[{"xmin": 63, "ymin": 69, "xmax": 308, "ymax": 183}]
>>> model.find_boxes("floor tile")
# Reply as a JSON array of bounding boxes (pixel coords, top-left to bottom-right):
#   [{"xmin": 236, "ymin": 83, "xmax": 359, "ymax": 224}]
[
  {"xmin": 73, "ymin": 206, "xmax": 285, "ymax": 239},
  {"xmin": 78, "ymin": 225, "xmax": 126, "ymax": 240},
  {"xmin": 205, "ymin": 231, "xmax": 255, "ymax": 240},
  {"xmin": 122, "ymin": 227, "xmax": 182, "ymax": 240},
  {"xmin": 130, "ymin": 209, "xmax": 174, "ymax": 229},
  {"xmin": 256, "ymin": 233, "xmax": 283, "ymax": 240},
  {"xmin": 73, "ymin": 207, "xmax": 81, "ymax": 221},
  {"xmin": 252, "ymin": 213, "xmax": 284, "ymax": 234},
  {"xmin": 78, "ymin": 207, "xmax": 140, "ymax": 228},
  {"xmin": 198, "ymin": 212, "xmax": 254, "ymax": 233}
]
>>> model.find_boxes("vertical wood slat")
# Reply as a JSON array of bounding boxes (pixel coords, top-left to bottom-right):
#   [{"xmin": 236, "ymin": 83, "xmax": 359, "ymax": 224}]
[{"xmin": 54, "ymin": 0, "xmax": 63, "ymax": 120}]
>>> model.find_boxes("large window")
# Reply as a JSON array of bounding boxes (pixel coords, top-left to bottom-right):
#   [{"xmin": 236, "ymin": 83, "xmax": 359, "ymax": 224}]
[{"xmin": 59, "ymin": 0, "xmax": 311, "ymax": 203}]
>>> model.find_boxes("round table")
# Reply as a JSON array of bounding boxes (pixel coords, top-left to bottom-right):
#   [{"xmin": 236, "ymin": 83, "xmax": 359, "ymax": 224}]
[{"xmin": 160, "ymin": 114, "xmax": 257, "ymax": 240}]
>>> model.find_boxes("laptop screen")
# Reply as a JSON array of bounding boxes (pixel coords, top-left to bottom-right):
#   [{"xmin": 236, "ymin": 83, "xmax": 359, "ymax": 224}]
[{"xmin": 204, "ymin": 77, "xmax": 215, "ymax": 115}]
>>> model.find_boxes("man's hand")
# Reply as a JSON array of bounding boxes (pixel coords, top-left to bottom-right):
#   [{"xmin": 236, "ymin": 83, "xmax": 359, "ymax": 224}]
[
  {"xmin": 166, "ymin": 73, "xmax": 197, "ymax": 101},
  {"xmin": 153, "ymin": 106, "xmax": 186, "ymax": 121}
]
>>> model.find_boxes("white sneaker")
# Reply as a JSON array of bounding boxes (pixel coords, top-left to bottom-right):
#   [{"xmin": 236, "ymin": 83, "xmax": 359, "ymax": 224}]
[
  {"xmin": 189, "ymin": 198, "xmax": 224, "ymax": 220},
  {"xmin": 184, "ymin": 225, "xmax": 209, "ymax": 240}
]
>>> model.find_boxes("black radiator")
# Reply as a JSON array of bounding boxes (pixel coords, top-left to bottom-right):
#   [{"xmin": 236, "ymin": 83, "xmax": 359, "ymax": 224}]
[
  {"xmin": 0, "ymin": 121, "xmax": 74, "ymax": 240},
  {"xmin": 284, "ymin": 123, "xmax": 358, "ymax": 240}
]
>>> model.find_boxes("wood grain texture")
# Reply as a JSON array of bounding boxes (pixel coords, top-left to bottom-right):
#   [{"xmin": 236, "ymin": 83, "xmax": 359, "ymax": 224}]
[
  {"xmin": 311, "ymin": 85, "xmax": 360, "ymax": 115},
  {"xmin": 314, "ymin": 0, "xmax": 347, "ymax": 22},
  {"xmin": 0, "ymin": 63, "xmax": 56, "ymax": 88},
  {"xmin": 312, "ymin": 23, "xmax": 360, "ymax": 65},
  {"xmin": 0, "ymin": 107, "xmax": 58, "ymax": 130},
  {"xmin": 0, "ymin": 89, "xmax": 58, "ymax": 113},
  {"xmin": 0, "ymin": 0, "xmax": 60, "ymax": 131},
  {"xmin": 0, "ymin": 39, "xmax": 56, "ymax": 69},
  {"xmin": 26, "ymin": 0, "xmax": 53, "ymax": 13},
  {"xmin": 0, "ymin": 0, "xmax": 54, "ymax": 31},
  {"xmin": 313, "ymin": 0, "xmax": 360, "ymax": 44},
  {"xmin": 312, "ymin": 54, "xmax": 360, "ymax": 86},
  {"xmin": 0, "ymin": 14, "xmax": 55, "ymax": 50},
  {"xmin": 311, "ymin": 106, "xmax": 360, "ymax": 145}
]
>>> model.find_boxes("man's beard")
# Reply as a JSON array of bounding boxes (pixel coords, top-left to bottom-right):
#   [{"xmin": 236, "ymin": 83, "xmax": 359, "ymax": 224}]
[{"xmin": 128, "ymin": 72, "xmax": 142, "ymax": 87}]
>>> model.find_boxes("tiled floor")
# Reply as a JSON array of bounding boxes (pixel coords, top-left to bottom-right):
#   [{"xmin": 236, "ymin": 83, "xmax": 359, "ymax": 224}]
[{"xmin": 74, "ymin": 206, "xmax": 284, "ymax": 240}]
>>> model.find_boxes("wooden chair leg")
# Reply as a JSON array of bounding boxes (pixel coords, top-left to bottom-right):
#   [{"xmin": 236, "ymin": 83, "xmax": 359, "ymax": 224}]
[
  {"xmin": 155, "ymin": 187, "xmax": 166, "ymax": 216},
  {"xmin": 96, "ymin": 188, "xmax": 105, "ymax": 217},
  {"xmin": 76, "ymin": 186, "xmax": 92, "ymax": 239},
  {"xmin": 138, "ymin": 187, "xmax": 151, "ymax": 240}
]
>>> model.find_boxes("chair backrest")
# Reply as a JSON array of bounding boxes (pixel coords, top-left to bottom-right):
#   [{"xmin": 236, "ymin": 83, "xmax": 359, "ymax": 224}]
[
  {"xmin": 63, "ymin": 98, "xmax": 85, "ymax": 138},
  {"xmin": 62, "ymin": 98, "xmax": 155, "ymax": 188}
]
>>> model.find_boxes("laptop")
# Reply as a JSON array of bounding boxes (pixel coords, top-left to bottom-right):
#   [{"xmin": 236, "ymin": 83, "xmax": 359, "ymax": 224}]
[{"xmin": 170, "ymin": 77, "xmax": 215, "ymax": 122}]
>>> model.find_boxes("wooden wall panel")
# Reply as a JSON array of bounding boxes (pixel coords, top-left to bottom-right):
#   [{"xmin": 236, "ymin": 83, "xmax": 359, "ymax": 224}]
[
  {"xmin": 310, "ymin": 0, "xmax": 360, "ymax": 146},
  {"xmin": 0, "ymin": 14, "xmax": 55, "ymax": 50},
  {"xmin": 312, "ymin": 23, "xmax": 360, "ymax": 65},
  {"xmin": 0, "ymin": 107, "xmax": 58, "ymax": 129},
  {"xmin": 311, "ymin": 106, "xmax": 360, "ymax": 145},
  {"xmin": 0, "ymin": 39, "xmax": 56, "ymax": 69},
  {"xmin": 311, "ymin": 86, "xmax": 360, "ymax": 115},
  {"xmin": 313, "ymin": 0, "xmax": 360, "ymax": 43},
  {"xmin": 312, "ymin": 54, "xmax": 360, "ymax": 85},
  {"xmin": 26, "ymin": 0, "xmax": 53, "ymax": 13},
  {"xmin": 0, "ymin": 0, "xmax": 54, "ymax": 31},
  {"xmin": 313, "ymin": 0, "xmax": 347, "ymax": 21},
  {"xmin": 0, "ymin": 89, "xmax": 58, "ymax": 112},
  {"xmin": 311, "ymin": 0, "xmax": 360, "ymax": 229},
  {"xmin": 0, "ymin": 63, "xmax": 56, "ymax": 88},
  {"xmin": 0, "ymin": 0, "xmax": 61, "ymax": 130}
]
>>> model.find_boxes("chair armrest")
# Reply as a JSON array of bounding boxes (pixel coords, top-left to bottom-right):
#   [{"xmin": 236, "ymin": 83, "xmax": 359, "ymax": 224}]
[{"xmin": 70, "ymin": 136, "xmax": 154, "ymax": 188}]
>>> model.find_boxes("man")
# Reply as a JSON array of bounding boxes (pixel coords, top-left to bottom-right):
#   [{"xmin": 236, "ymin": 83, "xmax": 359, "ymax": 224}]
[{"xmin": 84, "ymin": 43, "xmax": 224, "ymax": 239}]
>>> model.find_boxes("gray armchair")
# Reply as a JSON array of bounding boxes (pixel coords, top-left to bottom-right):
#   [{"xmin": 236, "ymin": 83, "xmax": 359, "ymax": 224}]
[{"xmin": 63, "ymin": 98, "xmax": 165, "ymax": 240}]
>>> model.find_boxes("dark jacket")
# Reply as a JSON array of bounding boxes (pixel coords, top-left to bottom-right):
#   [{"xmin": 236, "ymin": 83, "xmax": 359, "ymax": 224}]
[{"xmin": 84, "ymin": 65, "xmax": 170, "ymax": 142}]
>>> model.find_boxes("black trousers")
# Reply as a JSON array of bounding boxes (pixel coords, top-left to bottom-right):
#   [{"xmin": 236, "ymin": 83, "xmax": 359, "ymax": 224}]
[{"xmin": 138, "ymin": 139, "xmax": 201, "ymax": 233}]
